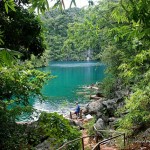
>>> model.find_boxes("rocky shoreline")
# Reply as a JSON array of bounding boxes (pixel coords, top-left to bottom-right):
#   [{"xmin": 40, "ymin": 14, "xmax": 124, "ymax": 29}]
[
  {"xmin": 74, "ymin": 84, "xmax": 128, "ymax": 130},
  {"xmin": 17, "ymin": 84, "xmax": 150, "ymax": 150},
  {"xmin": 82, "ymin": 97, "xmax": 124, "ymax": 131}
]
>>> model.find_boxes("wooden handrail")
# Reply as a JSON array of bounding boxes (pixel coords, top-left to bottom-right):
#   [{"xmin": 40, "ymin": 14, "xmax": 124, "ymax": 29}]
[
  {"xmin": 93, "ymin": 125, "xmax": 124, "ymax": 134},
  {"xmin": 92, "ymin": 133, "xmax": 126, "ymax": 150},
  {"xmin": 57, "ymin": 126, "xmax": 126, "ymax": 150},
  {"xmin": 57, "ymin": 135, "xmax": 95, "ymax": 150},
  {"xmin": 93, "ymin": 125, "xmax": 126, "ymax": 150}
]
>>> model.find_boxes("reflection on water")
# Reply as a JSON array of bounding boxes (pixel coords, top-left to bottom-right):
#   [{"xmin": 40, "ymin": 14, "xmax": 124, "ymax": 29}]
[
  {"xmin": 30, "ymin": 61, "xmax": 105, "ymax": 118},
  {"xmin": 50, "ymin": 62, "xmax": 102, "ymax": 67}
]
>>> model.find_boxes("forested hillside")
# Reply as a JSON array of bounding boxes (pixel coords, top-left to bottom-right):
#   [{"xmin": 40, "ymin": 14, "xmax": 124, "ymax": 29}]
[{"xmin": 42, "ymin": 8, "xmax": 99, "ymax": 61}]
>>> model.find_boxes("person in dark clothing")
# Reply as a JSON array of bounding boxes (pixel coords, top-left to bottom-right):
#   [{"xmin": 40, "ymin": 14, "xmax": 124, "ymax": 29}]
[{"xmin": 74, "ymin": 102, "xmax": 80, "ymax": 116}]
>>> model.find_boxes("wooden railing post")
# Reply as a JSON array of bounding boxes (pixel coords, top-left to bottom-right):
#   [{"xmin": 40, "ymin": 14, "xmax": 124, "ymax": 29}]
[
  {"xmin": 81, "ymin": 137, "xmax": 84, "ymax": 150},
  {"xmin": 79, "ymin": 109, "xmax": 82, "ymax": 119},
  {"xmin": 95, "ymin": 132, "xmax": 99, "ymax": 143},
  {"xmin": 123, "ymin": 133, "xmax": 126, "ymax": 147},
  {"xmin": 70, "ymin": 112, "xmax": 72, "ymax": 119},
  {"xmin": 96, "ymin": 144, "xmax": 100, "ymax": 150},
  {"xmin": 58, "ymin": 131, "xmax": 126, "ymax": 150}
]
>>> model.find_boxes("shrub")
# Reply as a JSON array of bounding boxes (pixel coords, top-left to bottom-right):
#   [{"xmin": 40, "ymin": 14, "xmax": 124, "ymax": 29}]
[{"xmin": 34, "ymin": 112, "xmax": 82, "ymax": 149}]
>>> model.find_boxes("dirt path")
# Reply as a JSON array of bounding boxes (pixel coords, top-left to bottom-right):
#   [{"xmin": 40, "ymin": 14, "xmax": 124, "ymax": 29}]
[
  {"xmin": 80, "ymin": 118, "xmax": 118, "ymax": 150},
  {"xmin": 81, "ymin": 124, "xmax": 118, "ymax": 150}
]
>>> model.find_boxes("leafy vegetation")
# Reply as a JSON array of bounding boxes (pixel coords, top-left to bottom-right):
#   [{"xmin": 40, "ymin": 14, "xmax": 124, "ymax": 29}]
[
  {"xmin": 65, "ymin": 0, "xmax": 150, "ymax": 135},
  {"xmin": 63, "ymin": 6, "xmax": 102, "ymax": 60},
  {"xmin": 36, "ymin": 112, "xmax": 81, "ymax": 149},
  {"xmin": 0, "ymin": 4, "xmax": 47, "ymax": 60},
  {"xmin": 84, "ymin": 117, "xmax": 96, "ymax": 136},
  {"xmin": 41, "ymin": 8, "xmax": 91, "ymax": 61},
  {"xmin": 0, "ymin": 111, "xmax": 27, "ymax": 150},
  {"xmin": 0, "ymin": 0, "xmax": 150, "ymax": 148},
  {"xmin": 0, "ymin": 1, "xmax": 51, "ymax": 149},
  {"xmin": 0, "ymin": 64, "xmax": 52, "ymax": 148},
  {"xmin": 0, "ymin": 1, "xmax": 83, "ymax": 149}
]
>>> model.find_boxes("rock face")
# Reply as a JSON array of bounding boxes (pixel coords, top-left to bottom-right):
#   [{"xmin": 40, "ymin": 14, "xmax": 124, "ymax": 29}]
[
  {"xmin": 84, "ymin": 98, "xmax": 120, "ymax": 118},
  {"xmin": 69, "ymin": 119, "xmax": 84, "ymax": 130},
  {"xmin": 84, "ymin": 99, "xmax": 104, "ymax": 118},
  {"xmin": 83, "ymin": 95, "xmax": 124, "ymax": 129},
  {"xmin": 94, "ymin": 118, "xmax": 105, "ymax": 130},
  {"xmin": 102, "ymin": 98, "xmax": 118, "ymax": 117}
]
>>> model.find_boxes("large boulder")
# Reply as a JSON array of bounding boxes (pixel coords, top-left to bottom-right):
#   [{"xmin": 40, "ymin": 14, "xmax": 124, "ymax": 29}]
[
  {"xmin": 115, "ymin": 89, "xmax": 130, "ymax": 99},
  {"xmin": 94, "ymin": 118, "xmax": 105, "ymax": 130},
  {"xmin": 85, "ymin": 99, "xmax": 104, "ymax": 117},
  {"xmin": 102, "ymin": 99, "xmax": 118, "ymax": 116}
]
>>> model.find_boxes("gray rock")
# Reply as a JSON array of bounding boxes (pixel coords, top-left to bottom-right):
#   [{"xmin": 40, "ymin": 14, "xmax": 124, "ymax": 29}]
[
  {"xmin": 97, "ymin": 112, "xmax": 103, "ymax": 118},
  {"xmin": 94, "ymin": 118, "xmax": 105, "ymax": 130},
  {"xmin": 82, "ymin": 107, "xmax": 88, "ymax": 114},
  {"xmin": 86, "ymin": 100, "xmax": 104, "ymax": 115},
  {"xmin": 108, "ymin": 118, "xmax": 119, "ymax": 129},
  {"xmin": 102, "ymin": 99, "xmax": 117, "ymax": 107},
  {"xmin": 143, "ymin": 128, "xmax": 150, "ymax": 138},
  {"xmin": 101, "ymin": 115, "xmax": 109, "ymax": 123},
  {"xmin": 115, "ymin": 89, "xmax": 130, "ymax": 98},
  {"xmin": 35, "ymin": 139, "xmax": 54, "ymax": 150},
  {"xmin": 108, "ymin": 117, "xmax": 116, "ymax": 122},
  {"xmin": 102, "ymin": 99, "xmax": 118, "ymax": 116},
  {"xmin": 74, "ymin": 120, "xmax": 84, "ymax": 130},
  {"xmin": 69, "ymin": 119, "xmax": 77, "ymax": 126}
]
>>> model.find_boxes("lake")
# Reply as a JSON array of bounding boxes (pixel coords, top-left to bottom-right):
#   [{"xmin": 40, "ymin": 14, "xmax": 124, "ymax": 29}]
[{"xmin": 30, "ymin": 61, "xmax": 105, "ymax": 118}]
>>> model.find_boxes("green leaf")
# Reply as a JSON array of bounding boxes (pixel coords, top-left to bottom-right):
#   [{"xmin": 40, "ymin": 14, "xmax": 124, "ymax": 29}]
[
  {"xmin": 0, "ymin": 48, "xmax": 23, "ymax": 67},
  {"xmin": 7, "ymin": 3, "xmax": 16, "ymax": 12},
  {"xmin": 4, "ymin": 3, "xmax": 8, "ymax": 13}
]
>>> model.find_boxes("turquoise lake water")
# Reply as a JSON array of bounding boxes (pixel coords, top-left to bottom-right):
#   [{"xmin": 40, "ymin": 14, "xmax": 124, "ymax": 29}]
[{"xmin": 30, "ymin": 61, "xmax": 105, "ymax": 117}]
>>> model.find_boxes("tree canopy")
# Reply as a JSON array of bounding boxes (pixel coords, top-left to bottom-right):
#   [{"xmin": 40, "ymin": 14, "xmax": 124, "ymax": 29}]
[
  {"xmin": 0, "ymin": 2, "xmax": 47, "ymax": 60},
  {"xmin": 41, "ymin": 8, "xmax": 89, "ymax": 60}
]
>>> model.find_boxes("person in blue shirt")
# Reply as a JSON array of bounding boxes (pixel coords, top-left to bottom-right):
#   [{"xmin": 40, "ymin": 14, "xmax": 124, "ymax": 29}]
[{"xmin": 74, "ymin": 102, "xmax": 80, "ymax": 116}]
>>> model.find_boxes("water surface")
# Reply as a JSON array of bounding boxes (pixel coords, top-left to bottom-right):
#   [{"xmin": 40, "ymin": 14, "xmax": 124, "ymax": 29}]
[{"xmin": 31, "ymin": 61, "xmax": 105, "ymax": 116}]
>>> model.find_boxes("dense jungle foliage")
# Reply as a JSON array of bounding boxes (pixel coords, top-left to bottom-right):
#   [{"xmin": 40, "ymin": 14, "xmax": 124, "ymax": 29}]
[
  {"xmin": 65, "ymin": 0, "xmax": 150, "ymax": 135},
  {"xmin": 0, "ymin": 0, "xmax": 150, "ymax": 149},
  {"xmin": 0, "ymin": 3, "xmax": 46, "ymax": 60},
  {"xmin": 41, "ymin": 6, "xmax": 101, "ymax": 61},
  {"xmin": 41, "ymin": 8, "xmax": 94, "ymax": 61},
  {"xmin": 0, "ymin": 0, "xmax": 81, "ymax": 149}
]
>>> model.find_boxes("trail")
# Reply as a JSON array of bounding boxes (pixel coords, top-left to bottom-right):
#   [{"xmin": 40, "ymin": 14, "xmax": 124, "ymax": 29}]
[{"xmin": 81, "ymin": 119, "xmax": 118, "ymax": 150}]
